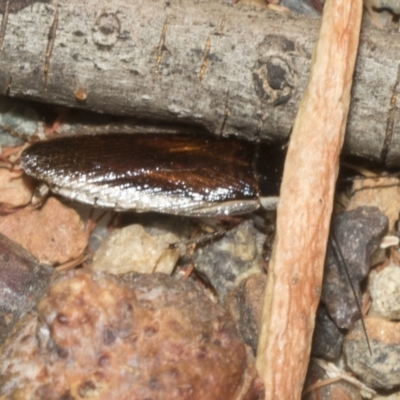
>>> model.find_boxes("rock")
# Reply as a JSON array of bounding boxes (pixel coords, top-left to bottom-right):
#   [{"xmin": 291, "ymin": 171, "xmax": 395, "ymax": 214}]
[
  {"xmin": 227, "ymin": 276, "xmax": 346, "ymax": 361},
  {"xmin": 0, "ymin": 270, "xmax": 264, "ymax": 400},
  {"xmin": 91, "ymin": 224, "xmax": 182, "ymax": 275},
  {"xmin": 121, "ymin": 212, "xmax": 195, "ymax": 241},
  {"xmin": 226, "ymin": 273, "xmax": 266, "ymax": 355},
  {"xmin": 344, "ymin": 317, "xmax": 400, "ymax": 390},
  {"xmin": 311, "ymin": 305, "xmax": 345, "ymax": 360},
  {"xmin": 0, "ymin": 233, "xmax": 53, "ymax": 345},
  {"xmin": 68, "ymin": 202, "xmax": 115, "ymax": 253},
  {"xmin": 0, "ymin": 169, "xmax": 33, "ymax": 208},
  {"xmin": 369, "ymin": 264, "xmax": 400, "ymax": 320},
  {"xmin": 0, "ymin": 97, "xmax": 39, "ymax": 146},
  {"xmin": 0, "ymin": 197, "xmax": 87, "ymax": 265},
  {"xmin": 347, "ymin": 177, "xmax": 400, "ymax": 230},
  {"xmin": 193, "ymin": 220, "xmax": 266, "ymax": 301},
  {"xmin": 321, "ymin": 206, "xmax": 388, "ymax": 329}
]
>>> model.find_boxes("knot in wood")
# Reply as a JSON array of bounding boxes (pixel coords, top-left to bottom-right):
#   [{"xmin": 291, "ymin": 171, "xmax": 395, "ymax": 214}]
[
  {"xmin": 92, "ymin": 12, "xmax": 121, "ymax": 48},
  {"xmin": 252, "ymin": 35, "xmax": 298, "ymax": 106}
]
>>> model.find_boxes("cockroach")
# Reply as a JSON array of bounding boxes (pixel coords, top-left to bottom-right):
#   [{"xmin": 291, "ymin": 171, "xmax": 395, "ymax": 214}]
[
  {"xmin": 20, "ymin": 132, "xmax": 371, "ymax": 352},
  {"xmin": 20, "ymin": 133, "xmax": 284, "ymax": 216}
]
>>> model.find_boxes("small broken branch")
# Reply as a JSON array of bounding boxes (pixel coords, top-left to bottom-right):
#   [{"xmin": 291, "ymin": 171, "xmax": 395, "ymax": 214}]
[{"xmin": 255, "ymin": 0, "xmax": 363, "ymax": 398}]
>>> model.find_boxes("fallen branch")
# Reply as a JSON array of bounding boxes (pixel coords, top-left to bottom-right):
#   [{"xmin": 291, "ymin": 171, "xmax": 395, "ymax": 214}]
[{"xmin": 0, "ymin": 0, "xmax": 400, "ymax": 165}]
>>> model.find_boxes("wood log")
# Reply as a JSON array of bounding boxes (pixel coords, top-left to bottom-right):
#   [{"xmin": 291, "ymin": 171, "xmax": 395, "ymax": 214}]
[{"xmin": 0, "ymin": 0, "xmax": 399, "ymax": 166}]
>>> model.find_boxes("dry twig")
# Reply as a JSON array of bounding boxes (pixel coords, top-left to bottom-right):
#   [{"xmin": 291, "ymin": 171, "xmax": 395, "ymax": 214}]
[{"xmin": 255, "ymin": 0, "xmax": 363, "ymax": 398}]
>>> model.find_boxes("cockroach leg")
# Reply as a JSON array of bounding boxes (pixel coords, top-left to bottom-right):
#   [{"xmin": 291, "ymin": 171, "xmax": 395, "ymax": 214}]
[
  {"xmin": 55, "ymin": 251, "xmax": 92, "ymax": 272},
  {"xmin": 54, "ymin": 209, "xmax": 104, "ymax": 273},
  {"xmin": 169, "ymin": 230, "xmax": 226, "ymax": 250},
  {"xmin": 55, "ymin": 209, "xmax": 112, "ymax": 272},
  {"xmin": 85, "ymin": 209, "xmax": 113, "ymax": 244},
  {"xmin": 183, "ymin": 263, "xmax": 195, "ymax": 280},
  {"xmin": 261, "ymin": 257, "xmax": 269, "ymax": 273},
  {"xmin": 44, "ymin": 107, "xmax": 69, "ymax": 137},
  {"xmin": 85, "ymin": 207, "xmax": 107, "ymax": 236},
  {"xmin": 0, "ymin": 144, "xmax": 27, "ymax": 170}
]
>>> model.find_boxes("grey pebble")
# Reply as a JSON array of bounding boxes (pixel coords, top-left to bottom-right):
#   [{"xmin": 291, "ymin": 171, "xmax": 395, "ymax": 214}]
[{"xmin": 193, "ymin": 219, "xmax": 266, "ymax": 301}]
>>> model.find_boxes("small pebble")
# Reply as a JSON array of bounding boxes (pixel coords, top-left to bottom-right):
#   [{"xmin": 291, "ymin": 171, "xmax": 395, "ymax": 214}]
[
  {"xmin": 0, "ymin": 169, "xmax": 33, "ymax": 208},
  {"xmin": 312, "ymin": 305, "xmax": 344, "ymax": 360},
  {"xmin": 344, "ymin": 317, "xmax": 400, "ymax": 390},
  {"xmin": 321, "ymin": 206, "xmax": 388, "ymax": 329},
  {"xmin": 91, "ymin": 224, "xmax": 182, "ymax": 275},
  {"xmin": 0, "ymin": 97, "xmax": 39, "ymax": 145},
  {"xmin": 347, "ymin": 177, "xmax": 400, "ymax": 230},
  {"xmin": 226, "ymin": 273, "xmax": 266, "ymax": 355},
  {"xmin": 0, "ymin": 233, "xmax": 53, "ymax": 345},
  {"xmin": 369, "ymin": 264, "xmax": 400, "ymax": 320},
  {"xmin": 0, "ymin": 197, "xmax": 87, "ymax": 265},
  {"xmin": 193, "ymin": 220, "xmax": 266, "ymax": 301}
]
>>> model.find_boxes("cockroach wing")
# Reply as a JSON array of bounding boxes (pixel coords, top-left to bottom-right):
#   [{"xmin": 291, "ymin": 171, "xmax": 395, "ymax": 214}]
[{"xmin": 21, "ymin": 133, "xmax": 261, "ymax": 217}]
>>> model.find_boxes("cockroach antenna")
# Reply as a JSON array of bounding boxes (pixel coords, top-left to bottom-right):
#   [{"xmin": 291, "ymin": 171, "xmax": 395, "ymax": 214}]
[{"xmin": 329, "ymin": 231, "xmax": 372, "ymax": 356}]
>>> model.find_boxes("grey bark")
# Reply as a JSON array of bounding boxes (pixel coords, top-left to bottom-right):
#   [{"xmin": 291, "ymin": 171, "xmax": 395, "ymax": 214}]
[{"xmin": 0, "ymin": 0, "xmax": 399, "ymax": 166}]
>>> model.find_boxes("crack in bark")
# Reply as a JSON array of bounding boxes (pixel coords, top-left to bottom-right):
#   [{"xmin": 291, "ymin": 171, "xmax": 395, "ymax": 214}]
[
  {"xmin": 380, "ymin": 62, "xmax": 400, "ymax": 163},
  {"xmin": 153, "ymin": 17, "xmax": 168, "ymax": 82},
  {"xmin": 0, "ymin": 0, "xmax": 9, "ymax": 52},
  {"xmin": 198, "ymin": 34, "xmax": 211, "ymax": 84},
  {"xmin": 219, "ymin": 87, "xmax": 230, "ymax": 137},
  {"xmin": 44, "ymin": 7, "xmax": 59, "ymax": 89}
]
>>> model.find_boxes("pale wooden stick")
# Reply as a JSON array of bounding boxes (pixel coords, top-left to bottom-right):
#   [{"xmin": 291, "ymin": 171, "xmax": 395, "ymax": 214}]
[{"xmin": 255, "ymin": 0, "xmax": 363, "ymax": 398}]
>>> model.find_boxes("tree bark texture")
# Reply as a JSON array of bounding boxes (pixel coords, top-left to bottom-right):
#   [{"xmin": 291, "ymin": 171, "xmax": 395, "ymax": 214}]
[{"xmin": 0, "ymin": 0, "xmax": 399, "ymax": 166}]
